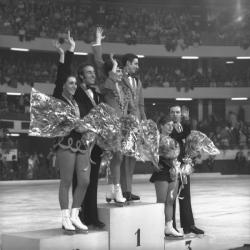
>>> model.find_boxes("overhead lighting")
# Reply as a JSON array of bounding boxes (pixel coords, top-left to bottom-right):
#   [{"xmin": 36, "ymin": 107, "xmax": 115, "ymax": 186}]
[
  {"xmin": 181, "ymin": 56, "xmax": 199, "ymax": 59},
  {"xmin": 231, "ymin": 97, "xmax": 248, "ymax": 101},
  {"xmin": 236, "ymin": 56, "xmax": 250, "ymax": 59},
  {"xmin": 7, "ymin": 133, "xmax": 20, "ymax": 137},
  {"xmin": 10, "ymin": 48, "xmax": 29, "ymax": 52},
  {"xmin": 226, "ymin": 61, "xmax": 234, "ymax": 64},
  {"xmin": 176, "ymin": 98, "xmax": 193, "ymax": 101},
  {"xmin": 7, "ymin": 92, "xmax": 22, "ymax": 96},
  {"xmin": 137, "ymin": 55, "xmax": 145, "ymax": 58},
  {"xmin": 152, "ymin": 102, "xmax": 156, "ymax": 106},
  {"xmin": 74, "ymin": 52, "xmax": 88, "ymax": 55}
]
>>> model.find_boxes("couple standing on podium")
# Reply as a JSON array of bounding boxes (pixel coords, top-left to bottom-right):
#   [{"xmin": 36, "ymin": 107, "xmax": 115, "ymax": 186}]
[
  {"xmin": 52, "ymin": 28, "xmax": 144, "ymax": 234},
  {"xmin": 150, "ymin": 105, "xmax": 204, "ymax": 238}
]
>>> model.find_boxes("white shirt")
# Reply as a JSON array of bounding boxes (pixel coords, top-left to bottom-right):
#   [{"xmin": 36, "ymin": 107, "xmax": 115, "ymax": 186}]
[
  {"xmin": 86, "ymin": 88, "xmax": 94, "ymax": 100},
  {"xmin": 128, "ymin": 76, "xmax": 137, "ymax": 90}
]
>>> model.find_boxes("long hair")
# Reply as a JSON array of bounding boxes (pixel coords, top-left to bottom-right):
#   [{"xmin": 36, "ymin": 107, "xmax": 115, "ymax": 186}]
[{"xmin": 103, "ymin": 57, "xmax": 123, "ymax": 77}]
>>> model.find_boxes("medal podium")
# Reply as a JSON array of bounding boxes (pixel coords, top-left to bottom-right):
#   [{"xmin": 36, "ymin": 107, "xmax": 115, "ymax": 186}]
[
  {"xmin": 98, "ymin": 202, "xmax": 165, "ymax": 250},
  {"xmin": 2, "ymin": 203, "xmax": 164, "ymax": 250},
  {"xmin": 2, "ymin": 229, "xmax": 108, "ymax": 250}
]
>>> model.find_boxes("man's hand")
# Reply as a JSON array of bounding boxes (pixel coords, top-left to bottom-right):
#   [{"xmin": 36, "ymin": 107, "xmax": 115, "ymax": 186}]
[
  {"xmin": 181, "ymin": 105, "xmax": 189, "ymax": 120},
  {"xmin": 66, "ymin": 30, "xmax": 75, "ymax": 52},
  {"xmin": 110, "ymin": 53, "xmax": 118, "ymax": 72},
  {"xmin": 52, "ymin": 40, "xmax": 64, "ymax": 55},
  {"xmin": 96, "ymin": 27, "xmax": 105, "ymax": 45},
  {"xmin": 174, "ymin": 122, "xmax": 183, "ymax": 133}
]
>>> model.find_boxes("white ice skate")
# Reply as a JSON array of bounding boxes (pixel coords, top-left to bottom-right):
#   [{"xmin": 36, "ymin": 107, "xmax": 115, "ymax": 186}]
[
  {"xmin": 61, "ymin": 209, "xmax": 75, "ymax": 235},
  {"xmin": 70, "ymin": 208, "xmax": 88, "ymax": 233},
  {"xmin": 114, "ymin": 184, "xmax": 126, "ymax": 204},
  {"xmin": 165, "ymin": 220, "xmax": 183, "ymax": 238}
]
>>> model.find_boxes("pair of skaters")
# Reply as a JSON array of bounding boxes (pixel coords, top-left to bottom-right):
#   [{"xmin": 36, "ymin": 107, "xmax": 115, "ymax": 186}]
[{"xmin": 150, "ymin": 106, "xmax": 204, "ymax": 238}]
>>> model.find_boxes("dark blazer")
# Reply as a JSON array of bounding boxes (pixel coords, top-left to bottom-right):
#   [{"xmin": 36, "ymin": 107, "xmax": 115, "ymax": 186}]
[
  {"xmin": 171, "ymin": 121, "xmax": 194, "ymax": 229},
  {"xmin": 74, "ymin": 85, "xmax": 102, "ymax": 118},
  {"xmin": 170, "ymin": 122, "xmax": 191, "ymax": 162}
]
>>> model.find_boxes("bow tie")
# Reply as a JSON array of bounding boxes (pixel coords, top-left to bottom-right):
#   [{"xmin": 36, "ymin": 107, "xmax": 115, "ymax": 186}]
[
  {"xmin": 81, "ymin": 84, "xmax": 92, "ymax": 91},
  {"xmin": 128, "ymin": 74, "xmax": 135, "ymax": 78}
]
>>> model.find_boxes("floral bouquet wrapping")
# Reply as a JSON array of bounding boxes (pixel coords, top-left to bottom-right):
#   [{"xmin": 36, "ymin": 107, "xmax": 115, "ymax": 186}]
[
  {"xmin": 169, "ymin": 158, "xmax": 181, "ymax": 181},
  {"xmin": 29, "ymin": 89, "xmax": 161, "ymax": 166},
  {"xmin": 139, "ymin": 119, "xmax": 160, "ymax": 168},
  {"xmin": 29, "ymin": 88, "xmax": 79, "ymax": 137},
  {"xmin": 159, "ymin": 135, "xmax": 180, "ymax": 159},
  {"xmin": 79, "ymin": 103, "xmax": 121, "ymax": 151},
  {"xmin": 185, "ymin": 130, "xmax": 220, "ymax": 158},
  {"xmin": 119, "ymin": 115, "xmax": 141, "ymax": 159},
  {"xmin": 180, "ymin": 130, "xmax": 220, "ymax": 183},
  {"xmin": 29, "ymin": 89, "xmax": 121, "ymax": 151}
]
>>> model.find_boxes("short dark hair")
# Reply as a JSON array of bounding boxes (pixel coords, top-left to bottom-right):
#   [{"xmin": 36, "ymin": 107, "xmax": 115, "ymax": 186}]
[
  {"xmin": 169, "ymin": 103, "xmax": 181, "ymax": 111},
  {"xmin": 77, "ymin": 62, "xmax": 95, "ymax": 80},
  {"xmin": 103, "ymin": 57, "xmax": 123, "ymax": 77},
  {"xmin": 122, "ymin": 53, "xmax": 138, "ymax": 67},
  {"xmin": 157, "ymin": 115, "xmax": 172, "ymax": 132}
]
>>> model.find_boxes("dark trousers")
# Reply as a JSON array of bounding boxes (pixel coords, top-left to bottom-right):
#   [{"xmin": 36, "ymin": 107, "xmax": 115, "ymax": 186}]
[
  {"xmin": 120, "ymin": 156, "xmax": 136, "ymax": 193},
  {"xmin": 72, "ymin": 145, "xmax": 102, "ymax": 224},
  {"xmin": 173, "ymin": 175, "xmax": 194, "ymax": 229}
]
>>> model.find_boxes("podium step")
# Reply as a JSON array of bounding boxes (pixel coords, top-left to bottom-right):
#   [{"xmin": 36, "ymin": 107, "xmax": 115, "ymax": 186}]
[
  {"xmin": 2, "ymin": 228, "xmax": 108, "ymax": 250},
  {"xmin": 98, "ymin": 202, "xmax": 165, "ymax": 250}
]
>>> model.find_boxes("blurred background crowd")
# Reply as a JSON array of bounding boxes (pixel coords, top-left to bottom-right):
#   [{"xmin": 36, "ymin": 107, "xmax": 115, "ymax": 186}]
[{"xmin": 1, "ymin": 0, "xmax": 250, "ymax": 180}]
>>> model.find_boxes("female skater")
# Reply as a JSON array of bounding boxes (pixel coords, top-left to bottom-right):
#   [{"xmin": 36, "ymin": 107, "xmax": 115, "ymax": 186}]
[
  {"xmin": 102, "ymin": 54, "xmax": 136, "ymax": 204},
  {"xmin": 150, "ymin": 116, "xmax": 183, "ymax": 238},
  {"xmin": 52, "ymin": 32, "xmax": 90, "ymax": 234}
]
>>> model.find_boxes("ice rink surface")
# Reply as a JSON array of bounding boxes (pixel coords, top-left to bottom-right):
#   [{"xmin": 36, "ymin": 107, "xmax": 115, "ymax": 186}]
[{"xmin": 0, "ymin": 173, "xmax": 250, "ymax": 250}]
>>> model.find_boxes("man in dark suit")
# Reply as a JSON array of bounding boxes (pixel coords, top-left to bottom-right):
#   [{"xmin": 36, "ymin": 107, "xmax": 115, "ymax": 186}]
[
  {"xmin": 170, "ymin": 104, "xmax": 204, "ymax": 235},
  {"xmin": 69, "ymin": 33, "xmax": 105, "ymax": 229}
]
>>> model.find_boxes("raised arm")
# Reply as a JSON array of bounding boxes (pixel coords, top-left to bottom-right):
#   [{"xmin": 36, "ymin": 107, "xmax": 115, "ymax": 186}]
[
  {"xmin": 92, "ymin": 27, "xmax": 105, "ymax": 64},
  {"xmin": 64, "ymin": 30, "xmax": 75, "ymax": 77},
  {"xmin": 92, "ymin": 27, "xmax": 106, "ymax": 85},
  {"xmin": 52, "ymin": 40, "xmax": 65, "ymax": 98}
]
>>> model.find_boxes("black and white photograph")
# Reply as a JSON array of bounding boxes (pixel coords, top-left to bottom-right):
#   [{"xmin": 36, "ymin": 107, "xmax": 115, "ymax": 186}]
[{"xmin": 0, "ymin": 0, "xmax": 250, "ymax": 249}]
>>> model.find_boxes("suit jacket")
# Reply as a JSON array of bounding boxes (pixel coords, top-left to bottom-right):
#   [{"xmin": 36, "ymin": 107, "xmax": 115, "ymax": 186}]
[
  {"xmin": 170, "ymin": 122, "xmax": 191, "ymax": 162},
  {"xmin": 92, "ymin": 45, "xmax": 146, "ymax": 121},
  {"xmin": 121, "ymin": 74, "xmax": 146, "ymax": 121},
  {"xmin": 60, "ymin": 51, "xmax": 103, "ymax": 118}
]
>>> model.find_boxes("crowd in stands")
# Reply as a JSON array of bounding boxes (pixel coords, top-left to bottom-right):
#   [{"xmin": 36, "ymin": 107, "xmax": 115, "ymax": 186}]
[
  {"xmin": 0, "ymin": 93, "xmax": 30, "ymax": 115},
  {"xmin": 1, "ymin": 0, "xmax": 250, "ymax": 48},
  {"xmin": 140, "ymin": 58, "xmax": 250, "ymax": 89},
  {"xmin": 0, "ymin": 0, "xmax": 202, "ymax": 49},
  {"xmin": 1, "ymin": 50, "xmax": 250, "ymax": 90},
  {"xmin": 0, "ymin": 148, "xmax": 59, "ymax": 180}
]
